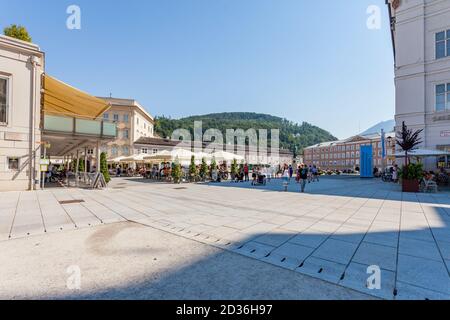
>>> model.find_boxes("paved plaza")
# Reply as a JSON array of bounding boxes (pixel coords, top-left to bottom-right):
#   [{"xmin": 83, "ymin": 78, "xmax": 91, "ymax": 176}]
[{"xmin": 0, "ymin": 176, "xmax": 449, "ymax": 300}]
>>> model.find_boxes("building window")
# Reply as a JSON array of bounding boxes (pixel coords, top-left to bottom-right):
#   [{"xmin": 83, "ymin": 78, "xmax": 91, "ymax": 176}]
[
  {"xmin": 7, "ymin": 157, "xmax": 19, "ymax": 171},
  {"xmin": 122, "ymin": 146, "xmax": 130, "ymax": 156},
  {"xmin": 87, "ymin": 149, "xmax": 94, "ymax": 155},
  {"xmin": 436, "ymin": 30, "xmax": 450, "ymax": 59},
  {"xmin": 137, "ymin": 118, "xmax": 140, "ymax": 125},
  {"xmin": 153, "ymin": 149, "xmax": 158, "ymax": 154},
  {"xmin": 113, "ymin": 114, "xmax": 119, "ymax": 122},
  {"xmin": 111, "ymin": 147, "xmax": 118, "ymax": 156},
  {"xmin": 123, "ymin": 129, "xmax": 129, "ymax": 139},
  {"xmin": 436, "ymin": 83, "xmax": 450, "ymax": 112},
  {"xmin": 103, "ymin": 113, "xmax": 109, "ymax": 120},
  {"xmin": 0, "ymin": 77, "xmax": 9, "ymax": 124},
  {"xmin": 123, "ymin": 114, "xmax": 129, "ymax": 123},
  {"xmin": 141, "ymin": 148, "xmax": 148, "ymax": 154}
]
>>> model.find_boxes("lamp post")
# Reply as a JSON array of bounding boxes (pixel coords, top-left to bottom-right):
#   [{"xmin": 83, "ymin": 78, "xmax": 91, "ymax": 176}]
[
  {"xmin": 381, "ymin": 129, "xmax": 386, "ymax": 174},
  {"xmin": 387, "ymin": 136, "xmax": 393, "ymax": 167}
]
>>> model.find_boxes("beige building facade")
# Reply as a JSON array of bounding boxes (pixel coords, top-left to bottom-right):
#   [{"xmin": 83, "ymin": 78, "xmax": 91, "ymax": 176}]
[
  {"xmin": 99, "ymin": 97, "xmax": 155, "ymax": 159},
  {"xmin": 0, "ymin": 36, "xmax": 44, "ymax": 191}
]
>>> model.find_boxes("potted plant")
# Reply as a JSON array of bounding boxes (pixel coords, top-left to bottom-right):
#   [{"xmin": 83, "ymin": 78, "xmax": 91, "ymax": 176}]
[
  {"xmin": 100, "ymin": 152, "xmax": 111, "ymax": 184},
  {"xmin": 399, "ymin": 163, "xmax": 424, "ymax": 192},
  {"xmin": 396, "ymin": 121, "xmax": 424, "ymax": 192},
  {"xmin": 171, "ymin": 158, "xmax": 182, "ymax": 184},
  {"xmin": 230, "ymin": 159, "xmax": 239, "ymax": 181},
  {"xmin": 189, "ymin": 155, "xmax": 198, "ymax": 182},
  {"xmin": 199, "ymin": 158, "xmax": 208, "ymax": 182},
  {"xmin": 210, "ymin": 157, "xmax": 217, "ymax": 181}
]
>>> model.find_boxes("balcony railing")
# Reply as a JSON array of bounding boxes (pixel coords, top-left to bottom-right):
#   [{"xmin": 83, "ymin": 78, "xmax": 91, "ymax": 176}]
[{"xmin": 43, "ymin": 114, "xmax": 117, "ymax": 138}]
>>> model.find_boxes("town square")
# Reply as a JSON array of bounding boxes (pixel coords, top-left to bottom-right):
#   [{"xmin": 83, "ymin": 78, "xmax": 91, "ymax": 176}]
[{"xmin": 1, "ymin": 0, "xmax": 450, "ymax": 304}]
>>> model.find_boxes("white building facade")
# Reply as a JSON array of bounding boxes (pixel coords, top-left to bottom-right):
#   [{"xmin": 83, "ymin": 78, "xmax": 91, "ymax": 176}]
[
  {"xmin": 0, "ymin": 36, "xmax": 44, "ymax": 191},
  {"xmin": 388, "ymin": 0, "xmax": 450, "ymax": 169},
  {"xmin": 0, "ymin": 35, "xmax": 118, "ymax": 191}
]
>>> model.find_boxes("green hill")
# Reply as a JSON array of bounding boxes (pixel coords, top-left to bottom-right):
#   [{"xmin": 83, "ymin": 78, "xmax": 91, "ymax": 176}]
[{"xmin": 154, "ymin": 112, "xmax": 337, "ymax": 156}]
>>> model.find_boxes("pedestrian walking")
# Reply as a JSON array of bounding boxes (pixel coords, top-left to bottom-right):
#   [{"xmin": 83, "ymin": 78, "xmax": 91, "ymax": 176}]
[
  {"xmin": 312, "ymin": 165, "xmax": 319, "ymax": 182},
  {"xmin": 300, "ymin": 164, "xmax": 309, "ymax": 193},
  {"xmin": 308, "ymin": 165, "xmax": 313, "ymax": 183}
]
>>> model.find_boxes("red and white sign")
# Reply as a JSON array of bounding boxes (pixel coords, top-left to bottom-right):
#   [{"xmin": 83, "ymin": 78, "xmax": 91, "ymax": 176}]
[{"xmin": 441, "ymin": 131, "xmax": 450, "ymax": 137}]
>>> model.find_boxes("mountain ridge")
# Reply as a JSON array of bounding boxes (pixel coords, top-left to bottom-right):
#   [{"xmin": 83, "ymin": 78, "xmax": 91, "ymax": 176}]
[
  {"xmin": 154, "ymin": 112, "xmax": 338, "ymax": 156},
  {"xmin": 361, "ymin": 120, "xmax": 395, "ymax": 135}
]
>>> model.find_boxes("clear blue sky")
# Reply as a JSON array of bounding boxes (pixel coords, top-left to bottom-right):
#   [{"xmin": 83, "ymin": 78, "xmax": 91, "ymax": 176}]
[{"xmin": 2, "ymin": 0, "xmax": 394, "ymax": 139}]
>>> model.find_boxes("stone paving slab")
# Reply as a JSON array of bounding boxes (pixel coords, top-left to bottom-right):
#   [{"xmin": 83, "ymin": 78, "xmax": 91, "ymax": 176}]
[
  {"xmin": 399, "ymin": 237, "xmax": 443, "ymax": 261},
  {"xmin": 339, "ymin": 262, "xmax": 396, "ymax": 300},
  {"xmin": 312, "ymin": 239, "xmax": 359, "ymax": 265},
  {"xmin": 397, "ymin": 254, "xmax": 450, "ymax": 296},
  {"xmin": 395, "ymin": 281, "xmax": 450, "ymax": 300},
  {"xmin": 352, "ymin": 242, "xmax": 397, "ymax": 272}
]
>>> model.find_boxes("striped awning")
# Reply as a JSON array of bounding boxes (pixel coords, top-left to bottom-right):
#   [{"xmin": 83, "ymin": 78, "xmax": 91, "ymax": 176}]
[{"xmin": 42, "ymin": 75, "xmax": 110, "ymax": 119}]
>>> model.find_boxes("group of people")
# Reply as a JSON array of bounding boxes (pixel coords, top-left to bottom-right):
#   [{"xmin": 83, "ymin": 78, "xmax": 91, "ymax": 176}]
[
  {"xmin": 115, "ymin": 165, "xmax": 142, "ymax": 178},
  {"xmin": 147, "ymin": 164, "xmax": 173, "ymax": 180},
  {"xmin": 281, "ymin": 164, "xmax": 320, "ymax": 193},
  {"xmin": 44, "ymin": 164, "xmax": 59, "ymax": 183},
  {"xmin": 112, "ymin": 161, "xmax": 326, "ymax": 193},
  {"xmin": 44, "ymin": 163, "xmax": 98, "ymax": 185}
]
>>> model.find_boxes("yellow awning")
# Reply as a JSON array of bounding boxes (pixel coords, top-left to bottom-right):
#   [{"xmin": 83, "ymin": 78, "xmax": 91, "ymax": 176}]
[{"xmin": 42, "ymin": 75, "xmax": 110, "ymax": 119}]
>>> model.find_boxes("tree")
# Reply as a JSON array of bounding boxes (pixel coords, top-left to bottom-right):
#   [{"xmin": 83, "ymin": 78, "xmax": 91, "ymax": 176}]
[
  {"xmin": 78, "ymin": 159, "xmax": 85, "ymax": 173},
  {"xmin": 200, "ymin": 158, "xmax": 208, "ymax": 180},
  {"xmin": 189, "ymin": 155, "xmax": 198, "ymax": 181},
  {"xmin": 153, "ymin": 112, "xmax": 337, "ymax": 157},
  {"xmin": 172, "ymin": 157, "xmax": 182, "ymax": 184},
  {"xmin": 4, "ymin": 24, "xmax": 32, "ymax": 42},
  {"xmin": 396, "ymin": 121, "xmax": 423, "ymax": 166},
  {"xmin": 100, "ymin": 152, "xmax": 111, "ymax": 183}
]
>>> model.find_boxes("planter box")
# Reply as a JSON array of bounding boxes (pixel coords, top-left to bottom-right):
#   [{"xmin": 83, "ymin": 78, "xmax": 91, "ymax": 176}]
[{"xmin": 402, "ymin": 179, "xmax": 420, "ymax": 193}]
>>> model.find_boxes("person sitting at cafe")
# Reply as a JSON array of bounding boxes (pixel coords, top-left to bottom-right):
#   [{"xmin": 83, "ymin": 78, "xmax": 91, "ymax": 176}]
[{"xmin": 424, "ymin": 171, "xmax": 435, "ymax": 182}]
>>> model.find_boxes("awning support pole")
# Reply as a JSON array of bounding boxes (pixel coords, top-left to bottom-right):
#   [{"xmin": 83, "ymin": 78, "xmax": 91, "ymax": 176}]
[
  {"xmin": 96, "ymin": 141, "xmax": 101, "ymax": 174},
  {"xmin": 84, "ymin": 147, "xmax": 88, "ymax": 183},
  {"xmin": 76, "ymin": 150, "xmax": 80, "ymax": 187}
]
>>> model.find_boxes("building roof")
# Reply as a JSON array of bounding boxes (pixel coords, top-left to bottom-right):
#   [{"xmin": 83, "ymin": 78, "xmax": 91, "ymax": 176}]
[
  {"xmin": 135, "ymin": 137, "xmax": 182, "ymax": 147},
  {"xmin": 0, "ymin": 35, "xmax": 42, "ymax": 54},
  {"xmin": 99, "ymin": 97, "xmax": 154, "ymax": 122},
  {"xmin": 386, "ymin": 0, "xmax": 396, "ymax": 60},
  {"xmin": 135, "ymin": 137, "xmax": 293, "ymax": 156},
  {"xmin": 304, "ymin": 132, "xmax": 395, "ymax": 150}
]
